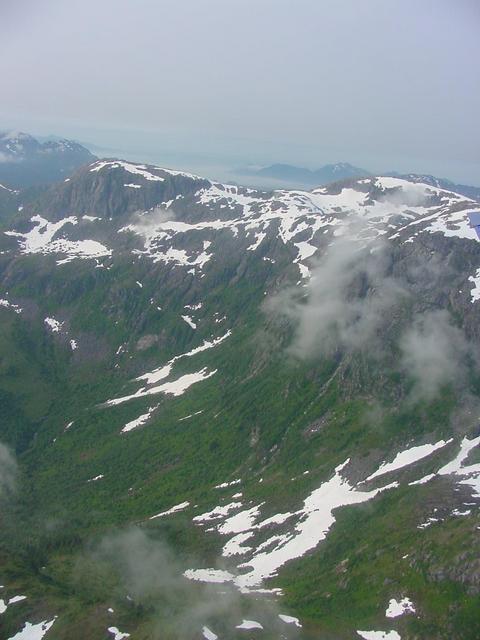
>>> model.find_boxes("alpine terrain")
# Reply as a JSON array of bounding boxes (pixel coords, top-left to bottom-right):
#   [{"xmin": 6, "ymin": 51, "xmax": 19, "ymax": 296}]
[{"xmin": 0, "ymin": 157, "xmax": 480, "ymax": 640}]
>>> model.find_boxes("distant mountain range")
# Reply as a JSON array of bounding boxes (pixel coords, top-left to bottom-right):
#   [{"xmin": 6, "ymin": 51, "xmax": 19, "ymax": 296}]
[
  {"xmin": 1, "ymin": 130, "xmax": 478, "ymax": 205},
  {"xmin": 0, "ymin": 131, "xmax": 96, "ymax": 188},
  {"xmin": 237, "ymin": 162, "xmax": 480, "ymax": 201},
  {"xmin": 237, "ymin": 161, "xmax": 371, "ymax": 188}
]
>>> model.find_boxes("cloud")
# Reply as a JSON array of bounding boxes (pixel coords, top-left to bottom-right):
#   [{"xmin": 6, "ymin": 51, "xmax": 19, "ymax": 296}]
[
  {"xmin": 125, "ymin": 206, "xmax": 175, "ymax": 240},
  {"xmin": 399, "ymin": 310, "xmax": 471, "ymax": 402},
  {"xmin": 136, "ymin": 205, "xmax": 174, "ymax": 227},
  {"xmin": 265, "ymin": 230, "xmax": 477, "ymax": 408},
  {"xmin": 377, "ymin": 182, "xmax": 429, "ymax": 209},
  {"xmin": 80, "ymin": 527, "xmax": 293, "ymax": 639},
  {"xmin": 266, "ymin": 235, "xmax": 407, "ymax": 360},
  {"xmin": 0, "ymin": 151, "xmax": 14, "ymax": 163},
  {"xmin": 0, "ymin": 442, "xmax": 17, "ymax": 498}
]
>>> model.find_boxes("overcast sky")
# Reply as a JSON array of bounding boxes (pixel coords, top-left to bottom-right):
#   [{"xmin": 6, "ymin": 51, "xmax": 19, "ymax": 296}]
[{"xmin": 1, "ymin": 0, "xmax": 479, "ymax": 184}]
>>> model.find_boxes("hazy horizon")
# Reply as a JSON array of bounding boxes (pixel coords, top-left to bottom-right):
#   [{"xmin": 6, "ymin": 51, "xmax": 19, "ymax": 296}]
[{"xmin": 1, "ymin": 0, "xmax": 479, "ymax": 185}]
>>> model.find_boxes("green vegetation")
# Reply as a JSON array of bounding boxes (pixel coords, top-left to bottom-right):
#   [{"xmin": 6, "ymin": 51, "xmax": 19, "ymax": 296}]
[{"xmin": 1, "ymin": 196, "xmax": 479, "ymax": 639}]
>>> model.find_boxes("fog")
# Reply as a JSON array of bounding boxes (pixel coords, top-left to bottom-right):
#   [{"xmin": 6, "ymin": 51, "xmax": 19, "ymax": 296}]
[
  {"xmin": 399, "ymin": 309, "xmax": 472, "ymax": 402},
  {"xmin": 267, "ymin": 232, "xmax": 477, "ymax": 403},
  {"xmin": 75, "ymin": 526, "xmax": 297, "ymax": 639},
  {"xmin": 267, "ymin": 235, "xmax": 408, "ymax": 359},
  {"xmin": 0, "ymin": 442, "xmax": 17, "ymax": 498},
  {"xmin": 1, "ymin": 0, "xmax": 479, "ymax": 184}
]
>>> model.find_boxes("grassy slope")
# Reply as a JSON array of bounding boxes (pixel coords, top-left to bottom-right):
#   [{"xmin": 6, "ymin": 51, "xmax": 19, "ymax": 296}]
[{"xmin": 0, "ymin": 247, "xmax": 479, "ymax": 639}]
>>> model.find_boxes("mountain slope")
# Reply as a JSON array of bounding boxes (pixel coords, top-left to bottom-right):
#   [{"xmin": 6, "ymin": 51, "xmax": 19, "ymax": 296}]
[
  {"xmin": 388, "ymin": 173, "xmax": 480, "ymax": 203},
  {"xmin": 0, "ymin": 161, "xmax": 480, "ymax": 640}
]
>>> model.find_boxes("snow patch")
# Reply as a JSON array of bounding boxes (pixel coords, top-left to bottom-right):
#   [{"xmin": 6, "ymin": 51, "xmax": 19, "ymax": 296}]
[
  {"xmin": 182, "ymin": 315, "xmax": 197, "ymax": 329},
  {"xmin": 187, "ymin": 460, "xmax": 397, "ymax": 592},
  {"xmin": 121, "ymin": 405, "xmax": 158, "ymax": 433},
  {"xmin": 91, "ymin": 160, "xmax": 164, "ymax": 182},
  {"xmin": 107, "ymin": 627, "xmax": 130, "ymax": 640},
  {"xmin": 236, "ymin": 620, "xmax": 263, "ymax": 630},
  {"xmin": 202, "ymin": 626, "xmax": 218, "ymax": 640},
  {"xmin": 222, "ymin": 532, "xmax": 254, "ymax": 557},
  {"xmin": 0, "ymin": 298, "xmax": 22, "ymax": 314},
  {"xmin": 214, "ymin": 478, "xmax": 241, "ymax": 489},
  {"xmin": 87, "ymin": 474, "xmax": 104, "ymax": 483},
  {"xmin": 150, "ymin": 501, "xmax": 190, "ymax": 519},
  {"xmin": 365, "ymin": 439, "xmax": 451, "ymax": 482},
  {"xmin": 357, "ymin": 632, "xmax": 401, "ymax": 640},
  {"xmin": 135, "ymin": 331, "xmax": 231, "ymax": 386},
  {"xmin": 6, "ymin": 215, "xmax": 111, "ymax": 262},
  {"xmin": 246, "ymin": 232, "xmax": 266, "ymax": 251},
  {"xmin": 7, "ymin": 618, "xmax": 56, "ymax": 640},
  {"xmin": 468, "ymin": 269, "xmax": 480, "ymax": 302},
  {"xmin": 409, "ymin": 435, "xmax": 480, "ymax": 495},
  {"xmin": 193, "ymin": 502, "xmax": 243, "ymax": 523},
  {"xmin": 44, "ymin": 317, "xmax": 63, "ymax": 333},
  {"xmin": 279, "ymin": 614, "xmax": 302, "ymax": 627},
  {"xmin": 183, "ymin": 568, "xmax": 235, "ymax": 584},
  {"xmin": 385, "ymin": 597, "xmax": 416, "ymax": 618},
  {"xmin": 106, "ymin": 368, "xmax": 217, "ymax": 406},
  {"xmin": 178, "ymin": 410, "xmax": 204, "ymax": 421}
]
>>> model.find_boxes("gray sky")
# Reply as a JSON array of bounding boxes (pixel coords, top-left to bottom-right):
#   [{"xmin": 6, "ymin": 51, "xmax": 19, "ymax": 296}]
[{"xmin": 1, "ymin": 0, "xmax": 479, "ymax": 184}]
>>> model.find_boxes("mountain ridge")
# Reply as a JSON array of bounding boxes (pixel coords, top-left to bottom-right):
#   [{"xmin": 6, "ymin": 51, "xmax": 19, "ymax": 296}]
[
  {"xmin": 237, "ymin": 161, "xmax": 371, "ymax": 188},
  {"xmin": 235, "ymin": 161, "xmax": 480, "ymax": 201},
  {"xmin": 0, "ymin": 130, "xmax": 96, "ymax": 188}
]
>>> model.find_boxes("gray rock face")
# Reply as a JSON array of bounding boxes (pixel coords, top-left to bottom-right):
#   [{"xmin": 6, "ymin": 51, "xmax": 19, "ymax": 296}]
[{"xmin": 31, "ymin": 160, "xmax": 210, "ymax": 221}]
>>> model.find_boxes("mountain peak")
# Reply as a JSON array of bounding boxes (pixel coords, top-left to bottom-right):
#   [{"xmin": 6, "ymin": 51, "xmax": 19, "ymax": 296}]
[
  {"xmin": 0, "ymin": 130, "xmax": 96, "ymax": 188},
  {"xmin": 0, "ymin": 130, "xmax": 35, "ymax": 141}
]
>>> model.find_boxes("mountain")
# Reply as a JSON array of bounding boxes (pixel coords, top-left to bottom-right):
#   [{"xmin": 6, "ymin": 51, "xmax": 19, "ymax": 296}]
[
  {"xmin": 0, "ymin": 131, "xmax": 96, "ymax": 188},
  {"xmin": 388, "ymin": 172, "xmax": 480, "ymax": 202},
  {"xmin": 1, "ymin": 160, "xmax": 480, "ymax": 639},
  {"xmin": 237, "ymin": 164, "xmax": 480, "ymax": 203},
  {"xmin": 238, "ymin": 162, "xmax": 371, "ymax": 188}
]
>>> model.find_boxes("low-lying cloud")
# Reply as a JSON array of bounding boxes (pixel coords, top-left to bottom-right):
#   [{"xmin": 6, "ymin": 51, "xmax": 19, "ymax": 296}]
[
  {"xmin": 132, "ymin": 206, "xmax": 174, "ymax": 231},
  {"xmin": 79, "ymin": 527, "xmax": 295, "ymax": 639},
  {"xmin": 0, "ymin": 442, "xmax": 17, "ymax": 498},
  {"xmin": 267, "ymin": 235, "xmax": 407, "ymax": 359},
  {"xmin": 399, "ymin": 309, "xmax": 471, "ymax": 402},
  {"xmin": 265, "ymin": 231, "xmax": 476, "ymax": 405}
]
